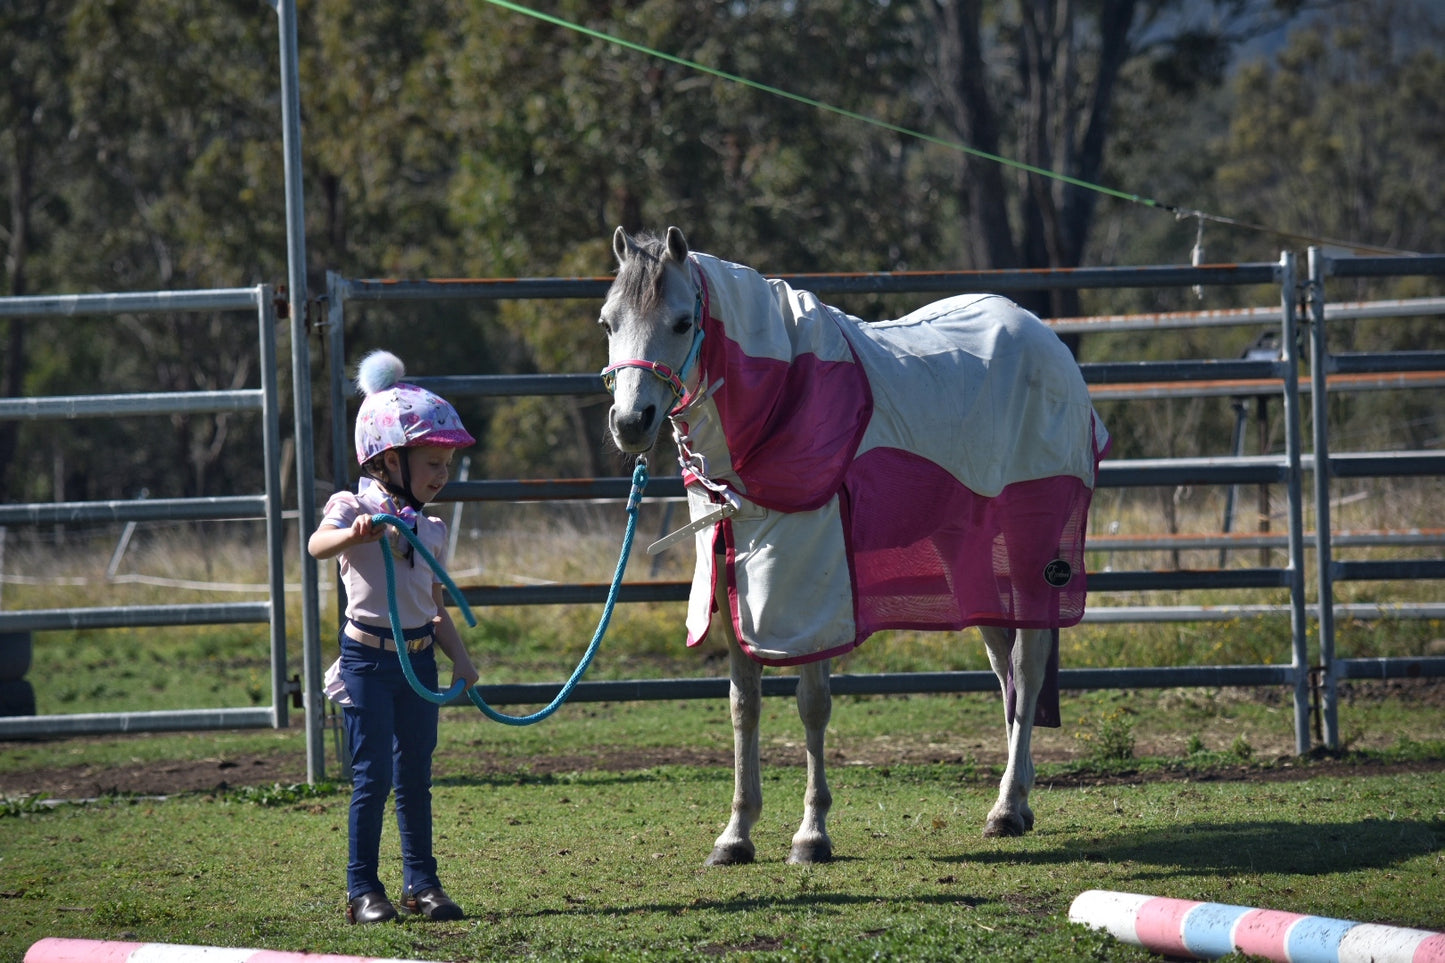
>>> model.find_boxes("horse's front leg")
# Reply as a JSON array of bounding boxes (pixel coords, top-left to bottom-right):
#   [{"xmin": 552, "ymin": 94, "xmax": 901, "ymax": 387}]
[
  {"xmin": 788, "ymin": 658, "xmax": 833, "ymax": 864},
  {"xmin": 980, "ymin": 626, "xmax": 1051, "ymax": 838},
  {"xmin": 706, "ymin": 621, "xmax": 764, "ymax": 866}
]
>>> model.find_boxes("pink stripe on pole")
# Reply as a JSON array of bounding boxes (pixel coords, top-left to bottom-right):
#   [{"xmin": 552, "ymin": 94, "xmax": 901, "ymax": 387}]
[
  {"xmin": 1418, "ymin": 932, "xmax": 1445, "ymax": 963},
  {"xmin": 1232, "ymin": 908, "xmax": 1306, "ymax": 960},
  {"xmin": 1133, "ymin": 896, "xmax": 1196, "ymax": 958},
  {"xmin": 24, "ymin": 939, "xmax": 144, "ymax": 963}
]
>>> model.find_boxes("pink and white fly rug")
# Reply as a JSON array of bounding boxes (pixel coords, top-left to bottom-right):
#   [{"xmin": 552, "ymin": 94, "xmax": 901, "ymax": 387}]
[{"xmin": 673, "ymin": 253, "xmax": 1109, "ymax": 723}]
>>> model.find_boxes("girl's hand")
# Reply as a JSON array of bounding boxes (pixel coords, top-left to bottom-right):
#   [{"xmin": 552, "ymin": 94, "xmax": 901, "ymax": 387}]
[
  {"xmin": 350, "ymin": 515, "xmax": 385, "ymax": 543},
  {"xmin": 307, "ymin": 515, "xmax": 383, "ymax": 560}
]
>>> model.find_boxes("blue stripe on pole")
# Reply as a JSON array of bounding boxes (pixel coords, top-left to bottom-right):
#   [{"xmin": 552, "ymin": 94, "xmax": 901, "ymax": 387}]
[
  {"xmin": 1182, "ymin": 902, "xmax": 1251, "ymax": 959},
  {"xmin": 1285, "ymin": 916, "xmax": 1355, "ymax": 962}
]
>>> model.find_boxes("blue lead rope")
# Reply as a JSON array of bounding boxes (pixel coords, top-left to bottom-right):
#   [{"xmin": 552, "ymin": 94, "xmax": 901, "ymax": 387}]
[{"xmin": 372, "ymin": 458, "xmax": 650, "ymax": 726}]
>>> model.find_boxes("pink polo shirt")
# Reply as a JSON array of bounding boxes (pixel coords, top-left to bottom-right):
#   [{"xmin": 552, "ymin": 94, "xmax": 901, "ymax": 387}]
[{"xmin": 319, "ymin": 479, "xmax": 447, "ymax": 631}]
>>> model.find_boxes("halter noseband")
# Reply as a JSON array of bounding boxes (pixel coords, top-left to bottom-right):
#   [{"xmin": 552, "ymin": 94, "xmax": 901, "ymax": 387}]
[{"xmin": 601, "ymin": 286, "xmax": 705, "ymax": 416}]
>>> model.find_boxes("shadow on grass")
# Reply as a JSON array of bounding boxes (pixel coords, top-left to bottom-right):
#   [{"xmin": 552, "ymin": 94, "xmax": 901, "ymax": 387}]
[
  {"xmin": 493, "ymin": 819, "xmax": 1441, "ymax": 923},
  {"xmin": 516, "ymin": 889, "xmax": 991, "ymax": 921},
  {"xmin": 434, "ymin": 767, "xmax": 732, "ymax": 790},
  {"xmin": 959, "ymin": 817, "xmax": 1443, "ymax": 878}
]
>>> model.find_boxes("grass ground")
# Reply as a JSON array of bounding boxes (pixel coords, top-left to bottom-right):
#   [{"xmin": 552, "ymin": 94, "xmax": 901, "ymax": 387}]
[
  {"xmin": 1, "ymin": 482, "xmax": 1442, "ymax": 960},
  {"xmin": 2, "ymin": 688, "xmax": 1443, "ymax": 963}
]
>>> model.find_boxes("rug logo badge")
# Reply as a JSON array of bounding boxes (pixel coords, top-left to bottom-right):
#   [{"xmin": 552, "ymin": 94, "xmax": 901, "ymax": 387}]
[{"xmin": 1043, "ymin": 559, "xmax": 1072, "ymax": 587}]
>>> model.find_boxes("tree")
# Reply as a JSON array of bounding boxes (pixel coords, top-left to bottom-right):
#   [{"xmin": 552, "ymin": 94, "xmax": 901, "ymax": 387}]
[
  {"xmin": 1216, "ymin": 0, "xmax": 1445, "ymax": 450},
  {"xmin": 0, "ymin": 0, "xmax": 293, "ymax": 503},
  {"xmin": 6, "ymin": 0, "xmax": 1435, "ymax": 500},
  {"xmin": 443, "ymin": 0, "xmax": 945, "ymax": 475},
  {"xmin": 918, "ymin": 0, "xmax": 1313, "ymax": 323},
  {"xmin": 1218, "ymin": 0, "xmax": 1445, "ymax": 261},
  {"xmin": 48, "ymin": 0, "xmax": 286, "ymax": 500},
  {"xmin": 1, "ymin": 0, "xmax": 78, "ymax": 494}
]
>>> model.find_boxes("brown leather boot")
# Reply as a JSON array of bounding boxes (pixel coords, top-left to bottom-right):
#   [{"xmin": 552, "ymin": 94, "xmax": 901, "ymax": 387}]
[
  {"xmin": 399, "ymin": 886, "xmax": 464, "ymax": 921},
  {"xmin": 346, "ymin": 891, "xmax": 397, "ymax": 924}
]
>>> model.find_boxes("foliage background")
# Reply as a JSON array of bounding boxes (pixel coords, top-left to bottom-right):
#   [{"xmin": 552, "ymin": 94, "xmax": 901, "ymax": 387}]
[
  {"xmin": 2, "ymin": 0, "xmax": 1443, "ymax": 511},
  {"xmin": 2, "ymin": 7, "xmax": 1443, "ymax": 954}
]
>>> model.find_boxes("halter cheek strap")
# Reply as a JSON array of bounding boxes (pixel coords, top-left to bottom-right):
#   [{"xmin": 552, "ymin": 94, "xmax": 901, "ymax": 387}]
[{"xmin": 601, "ymin": 283, "xmax": 705, "ymax": 416}]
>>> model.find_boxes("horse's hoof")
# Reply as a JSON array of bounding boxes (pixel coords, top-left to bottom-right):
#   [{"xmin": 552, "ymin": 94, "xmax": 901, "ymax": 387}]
[
  {"xmin": 787, "ymin": 840, "xmax": 833, "ymax": 864},
  {"xmin": 704, "ymin": 843, "xmax": 755, "ymax": 866},
  {"xmin": 982, "ymin": 814, "xmax": 1028, "ymax": 838}
]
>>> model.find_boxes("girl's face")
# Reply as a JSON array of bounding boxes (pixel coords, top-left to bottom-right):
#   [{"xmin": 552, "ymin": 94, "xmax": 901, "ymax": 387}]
[{"xmin": 382, "ymin": 445, "xmax": 455, "ymax": 504}]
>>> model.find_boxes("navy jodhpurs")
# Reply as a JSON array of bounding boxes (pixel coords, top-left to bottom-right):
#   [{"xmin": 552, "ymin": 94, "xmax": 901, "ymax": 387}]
[{"xmin": 340, "ymin": 632, "xmax": 442, "ymax": 899}]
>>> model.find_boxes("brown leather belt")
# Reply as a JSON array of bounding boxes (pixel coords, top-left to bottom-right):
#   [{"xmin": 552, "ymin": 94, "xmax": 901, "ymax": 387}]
[{"xmin": 344, "ymin": 621, "xmax": 433, "ymax": 653}]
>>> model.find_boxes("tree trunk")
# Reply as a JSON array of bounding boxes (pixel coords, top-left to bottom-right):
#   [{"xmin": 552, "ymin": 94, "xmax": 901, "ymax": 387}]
[
  {"xmin": 2, "ymin": 92, "xmax": 35, "ymax": 490},
  {"xmin": 926, "ymin": 0, "xmax": 1139, "ymax": 336}
]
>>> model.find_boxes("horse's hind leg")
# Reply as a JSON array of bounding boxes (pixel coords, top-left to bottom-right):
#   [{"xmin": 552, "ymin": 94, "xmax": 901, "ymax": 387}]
[
  {"xmin": 788, "ymin": 658, "xmax": 833, "ymax": 864},
  {"xmin": 980, "ymin": 626, "xmax": 1051, "ymax": 838},
  {"xmin": 706, "ymin": 630, "xmax": 764, "ymax": 866}
]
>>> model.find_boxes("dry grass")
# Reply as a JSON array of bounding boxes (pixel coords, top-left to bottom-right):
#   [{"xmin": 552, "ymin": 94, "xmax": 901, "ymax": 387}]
[{"xmin": 2, "ymin": 477, "xmax": 1440, "ymax": 702}]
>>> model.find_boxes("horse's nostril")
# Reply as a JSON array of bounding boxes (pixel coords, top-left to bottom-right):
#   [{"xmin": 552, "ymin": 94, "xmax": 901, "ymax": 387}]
[{"xmin": 611, "ymin": 404, "xmax": 658, "ymax": 440}]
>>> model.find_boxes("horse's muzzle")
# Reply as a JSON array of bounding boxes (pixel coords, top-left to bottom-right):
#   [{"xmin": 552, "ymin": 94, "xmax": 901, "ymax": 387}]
[{"xmin": 609, "ymin": 403, "xmax": 658, "ymax": 453}]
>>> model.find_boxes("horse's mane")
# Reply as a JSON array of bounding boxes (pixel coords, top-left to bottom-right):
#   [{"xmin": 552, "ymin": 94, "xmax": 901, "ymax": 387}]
[{"xmin": 613, "ymin": 230, "xmax": 672, "ymax": 316}]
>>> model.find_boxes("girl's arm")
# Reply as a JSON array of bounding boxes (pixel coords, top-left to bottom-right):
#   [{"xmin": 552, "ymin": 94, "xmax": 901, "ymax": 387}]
[
  {"xmin": 431, "ymin": 583, "xmax": 480, "ymax": 689},
  {"xmin": 308, "ymin": 515, "xmax": 384, "ymax": 560}
]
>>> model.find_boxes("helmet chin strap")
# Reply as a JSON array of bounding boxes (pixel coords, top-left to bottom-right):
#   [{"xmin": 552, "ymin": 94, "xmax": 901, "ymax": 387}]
[
  {"xmin": 370, "ymin": 450, "xmax": 423, "ymax": 567},
  {"xmin": 395, "ymin": 450, "xmax": 426, "ymax": 511},
  {"xmin": 371, "ymin": 450, "xmax": 425, "ymax": 513}
]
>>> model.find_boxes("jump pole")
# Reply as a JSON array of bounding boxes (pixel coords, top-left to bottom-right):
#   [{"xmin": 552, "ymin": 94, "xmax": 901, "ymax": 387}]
[
  {"xmin": 1069, "ymin": 890, "xmax": 1445, "ymax": 963},
  {"xmin": 24, "ymin": 938, "xmax": 427, "ymax": 963}
]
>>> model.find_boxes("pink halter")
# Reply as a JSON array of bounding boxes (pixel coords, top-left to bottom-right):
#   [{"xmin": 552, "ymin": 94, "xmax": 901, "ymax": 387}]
[{"xmin": 601, "ymin": 283, "xmax": 705, "ymax": 417}]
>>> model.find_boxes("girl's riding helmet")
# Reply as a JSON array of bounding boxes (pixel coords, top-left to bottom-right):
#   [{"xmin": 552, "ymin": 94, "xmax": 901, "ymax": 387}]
[{"xmin": 353, "ymin": 349, "xmax": 475, "ymax": 464}]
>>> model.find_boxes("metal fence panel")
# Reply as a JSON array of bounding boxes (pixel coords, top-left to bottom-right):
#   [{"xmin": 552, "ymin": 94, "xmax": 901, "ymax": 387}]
[{"xmin": 0, "ymin": 286, "xmax": 290, "ymax": 743}]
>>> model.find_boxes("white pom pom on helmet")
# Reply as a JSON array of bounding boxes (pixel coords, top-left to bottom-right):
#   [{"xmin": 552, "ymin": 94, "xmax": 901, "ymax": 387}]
[{"xmin": 353, "ymin": 349, "xmax": 475, "ymax": 465}]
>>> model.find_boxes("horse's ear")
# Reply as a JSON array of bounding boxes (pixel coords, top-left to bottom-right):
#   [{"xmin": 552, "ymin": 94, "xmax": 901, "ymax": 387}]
[
  {"xmin": 664, "ymin": 226, "xmax": 689, "ymax": 263},
  {"xmin": 612, "ymin": 226, "xmax": 630, "ymax": 266}
]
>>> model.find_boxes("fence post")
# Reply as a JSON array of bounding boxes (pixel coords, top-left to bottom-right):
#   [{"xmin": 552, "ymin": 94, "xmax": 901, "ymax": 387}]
[
  {"xmin": 1307, "ymin": 247, "xmax": 1339, "ymax": 749},
  {"xmin": 272, "ymin": 0, "xmax": 325, "ymax": 782},
  {"xmin": 259, "ymin": 287, "xmax": 290, "ymax": 729},
  {"xmin": 1277, "ymin": 251, "xmax": 1312, "ymax": 755},
  {"xmin": 324, "ymin": 272, "xmax": 353, "ymax": 651}
]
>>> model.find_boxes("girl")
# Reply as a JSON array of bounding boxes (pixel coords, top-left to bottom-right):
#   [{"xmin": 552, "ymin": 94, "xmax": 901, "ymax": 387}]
[{"xmin": 309, "ymin": 349, "xmax": 481, "ymax": 925}]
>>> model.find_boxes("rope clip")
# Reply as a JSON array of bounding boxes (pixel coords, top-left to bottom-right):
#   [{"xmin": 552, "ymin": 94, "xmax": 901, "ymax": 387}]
[{"xmin": 627, "ymin": 456, "xmax": 650, "ymax": 513}]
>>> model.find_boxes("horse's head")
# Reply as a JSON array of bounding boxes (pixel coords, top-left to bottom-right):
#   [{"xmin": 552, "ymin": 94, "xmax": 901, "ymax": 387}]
[{"xmin": 600, "ymin": 226, "xmax": 702, "ymax": 454}]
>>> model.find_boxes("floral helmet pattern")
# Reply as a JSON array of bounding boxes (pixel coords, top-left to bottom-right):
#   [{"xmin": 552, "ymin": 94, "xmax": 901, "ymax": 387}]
[{"xmin": 353, "ymin": 349, "xmax": 475, "ymax": 465}]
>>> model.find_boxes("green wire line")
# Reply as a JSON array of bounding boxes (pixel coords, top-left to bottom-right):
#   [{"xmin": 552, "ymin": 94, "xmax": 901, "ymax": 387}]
[
  {"xmin": 480, "ymin": 0, "xmax": 1417, "ymax": 257},
  {"xmin": 482, "ymin": 0, "xmax": 1156, "ymax": 208}
]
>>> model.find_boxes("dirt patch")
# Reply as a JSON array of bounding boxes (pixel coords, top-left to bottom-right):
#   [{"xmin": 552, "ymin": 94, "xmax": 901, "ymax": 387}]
[
  {"xmin": 1, "ymin": 679, "xmax": 1441, "ymax": 800},
  {"xmin": 2, "ymin": 741, "xmax": 1442, "ymax": 802}
]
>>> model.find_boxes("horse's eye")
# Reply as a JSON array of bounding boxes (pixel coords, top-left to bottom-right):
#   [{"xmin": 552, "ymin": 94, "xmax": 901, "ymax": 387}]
[
  {"xmin": 671, "ymin": 315, "xmax": 692, "ymax": 335},
  {"xmin": 598, "ymin": 318, "xmax": 613, "ymax": 338}
]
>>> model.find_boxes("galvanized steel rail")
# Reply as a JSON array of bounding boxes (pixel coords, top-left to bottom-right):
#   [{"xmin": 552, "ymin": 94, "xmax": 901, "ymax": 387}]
[
  {"xmin": 0, "ymin": 285, "xmax": 290, "ymax": 741},
  {"xmin": 318, "ymin": 250, "xmax": 1440, "ymax": 765},
  {"xmin": 323, "ymin": 253, "xmax": 1329, "ymax": 760},
  {"xmin": 1307, "ymin": 250, "xmax": 1445, "ymax": 749},
  {"xmin": 3, "ymin": 254, "xmax": 1438, "ymax": 766}
]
